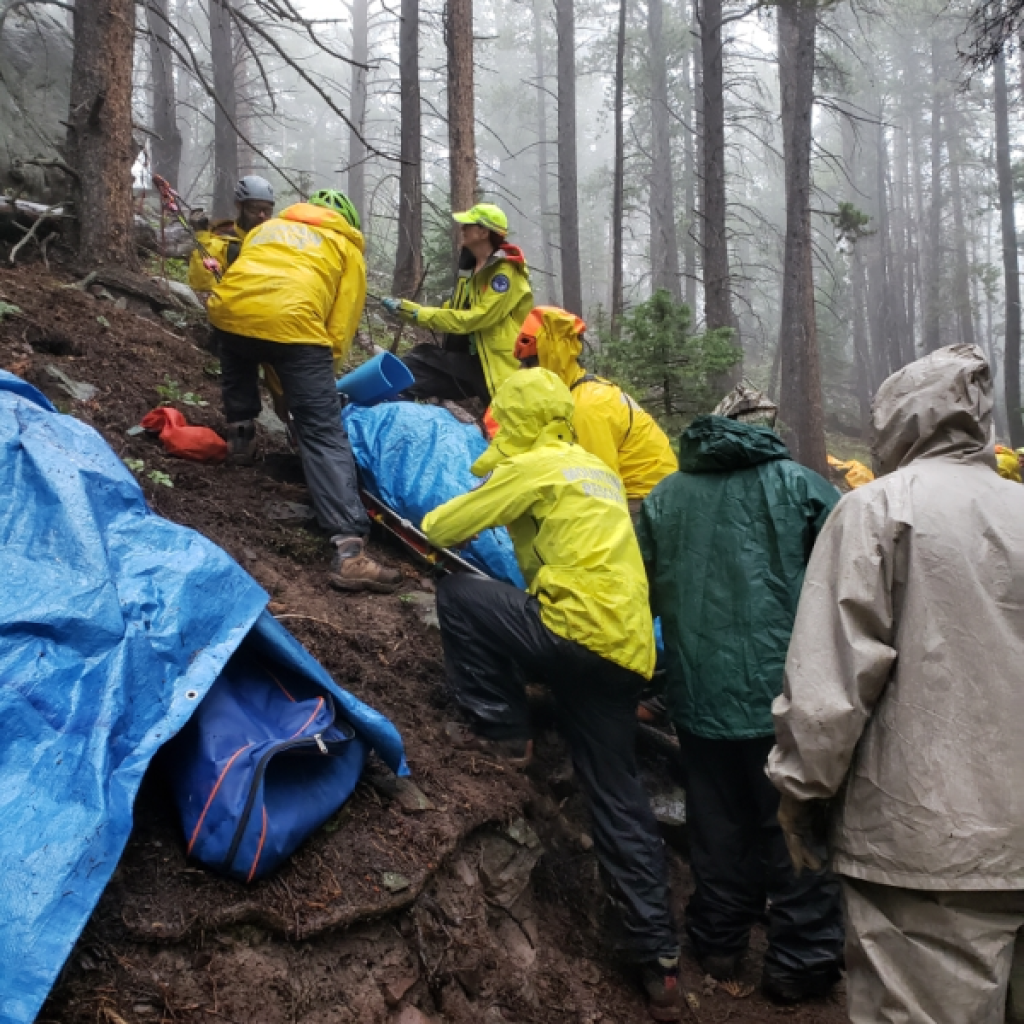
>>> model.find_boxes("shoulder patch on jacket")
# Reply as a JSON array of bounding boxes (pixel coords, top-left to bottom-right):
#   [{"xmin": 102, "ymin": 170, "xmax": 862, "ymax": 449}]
[{"xmin": 491, "ymin": 273, "xmax": 510, "ymax": 293}]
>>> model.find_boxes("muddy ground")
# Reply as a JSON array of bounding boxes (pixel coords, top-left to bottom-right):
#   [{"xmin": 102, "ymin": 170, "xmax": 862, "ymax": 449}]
[{"xmin": 0, "ymin": 260, "xmax": 846, "ymax": 1024}]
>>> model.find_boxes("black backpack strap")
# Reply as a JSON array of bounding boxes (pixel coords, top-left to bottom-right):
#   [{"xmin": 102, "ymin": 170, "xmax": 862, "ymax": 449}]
[{"xmin": 225, "ymin": 240, "xmax": 242, "ymax": 266}]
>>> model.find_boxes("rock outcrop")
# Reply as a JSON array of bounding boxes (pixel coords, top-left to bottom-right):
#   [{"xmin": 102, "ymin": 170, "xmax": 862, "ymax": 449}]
[{"xmin": 0, "ymin": 5, "xmax": 73, "ymax": 202}]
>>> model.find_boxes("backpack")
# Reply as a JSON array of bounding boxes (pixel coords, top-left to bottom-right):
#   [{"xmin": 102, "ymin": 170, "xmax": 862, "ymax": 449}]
[{"xmin": 166, "ymin": 648, "xmax": 367, "ymax": 883}]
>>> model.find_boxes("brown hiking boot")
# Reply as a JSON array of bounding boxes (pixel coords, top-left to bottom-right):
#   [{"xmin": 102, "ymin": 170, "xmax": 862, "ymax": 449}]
[
  {"xmin": 225, "ymin": 419, "xmax": 257, "ymax": 466},
  {"xmin": 329, "ymin": 537, "xmax": 402, "ymax": 593},
  {"xmin": 641, "ymin": 956, "xmax": 683, "ymax": 1022},
  {"xmin": 444, "ymin": 722, "xmax": 534, "ymax": 768}
]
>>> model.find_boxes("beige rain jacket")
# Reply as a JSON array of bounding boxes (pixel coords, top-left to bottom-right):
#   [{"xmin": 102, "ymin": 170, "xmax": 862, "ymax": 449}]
[{"xmin": 768, "ymin": 344, "xmax": 1024, "ymax": 889}]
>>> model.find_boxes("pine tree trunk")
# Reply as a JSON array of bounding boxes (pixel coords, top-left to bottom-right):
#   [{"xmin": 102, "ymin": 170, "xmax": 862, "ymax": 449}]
[
  {"xmin": 776, "ymin": 0, "xmax": 826, "ymax": 474},
  {"xmin": 890, "ymin": 111, "xmax": 914, "ymax": 367},
  {"xmin": 969, "ymin": 204, "xmax": 984, "ymax": 355},
  {"xmin": 210, "ymin": 0, "xmax": 238, "ymax": 219},
  {"xmin": 393, "ymin": 0, "xmax": 422, "ymax": 295},
  {"xmin": 609, "ymin": 0, "xmax": 626, "ymax": 334},
  {"xmin": 851, "ymin": 245, "xmax": 872, "ymax": 436},
  {"xmin": 146, "ymin": 0, "xmax": 181, "ymax": 186},
  {"xmin": 648, "ymin": 0, "xmax": 681, "ymax": 300},
  {"xmin": 700, "ymin": 0, "xmax": 735, "ymax": 334},
  {"xmin": 865, "ymin": 232, "xmax": 888, "ymax": 388},
  {"xmin": 983, "ymin": 195, "xmax": 1010, "ymax": 438},
  {"xmin": 235, "ymin": 52, "xmax": 258, "ymax": 178},
  {"xmin": 693, "ymin": 0, "xmax": 704, "ymax": 317},
  {"xmin": 555, "ymin": 0, "xmax": 583, "ymax": 315},
  {"xmin": 902, "ymin": 77, "xmax": 920, "ymax": 359},
  {"xmin": 842, "ymin": 111, "xmax": 876, "ymax": 421},
  {"xmin": 922, "ymin": 38, "xmax": 943, "ymax": 353},
  {"xmin": 534, "ymin": 0, "xmax": 558, "ymax": 306},
  {"xmin": 683, "ymin": 4, "xmax": 697, "ymax": 315},
  {"xmin": 875, "ymin": 117, "xmax": 899, "ymax": 378},
  {"xmin": 907, "ymin": 52, "xmax": 925, "ymax": 359},
  {"xmin": 994, "ymin": 53, "xmax": 1023, "ymax": 445},
  {"xmin": 948, "ymin": 104, "xmax": 976, "ymax": 349},
  {"xmin": 67, "ymin": 0, "xmax": 138, "ymax": 267},
  {"xmin": 446, "ymin": 0, "xmax": 477, "ymax": 214},
  {"xmin": 348, "ymin": 0, "xmax": 369, "ymax": 218}
]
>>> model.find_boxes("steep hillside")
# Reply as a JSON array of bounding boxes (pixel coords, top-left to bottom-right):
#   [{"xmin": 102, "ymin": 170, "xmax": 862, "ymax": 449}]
[{"xmin": 0, "ymin": 263, "xmax": 846, "ymax": 1024}]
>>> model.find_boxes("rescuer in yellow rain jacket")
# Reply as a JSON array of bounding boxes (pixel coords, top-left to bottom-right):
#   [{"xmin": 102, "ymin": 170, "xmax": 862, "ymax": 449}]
[
  {"xmin": 187, "ymin": 175, "xmax": 276, "ymax": 293},
  {"xmin": 380, "ymin": 204, "xmax": 533, "ymax": 402},
  {"xmin": 995, "ymin": 445, "xmax": 1023, "ymax": 482},
  {"xmin": 826, "ymin": 454, "xmax": 875, "ymax": 489},
  {"xmin": 207, "ymin": 189, "xmax": 399, "ymax": 594},
  {"xmin": 515, "ymin": 306, "xmax": 678, "ymax": 506},
  {"xmin": 421, "ymin": 368, "xmax": 682, "ymax": 1022}
]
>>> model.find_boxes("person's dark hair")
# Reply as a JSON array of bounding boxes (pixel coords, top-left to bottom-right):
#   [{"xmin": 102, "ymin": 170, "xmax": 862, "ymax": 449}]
[{"xmin": 488, "ymin": 230, "xmax": 505, "ymax": 250}]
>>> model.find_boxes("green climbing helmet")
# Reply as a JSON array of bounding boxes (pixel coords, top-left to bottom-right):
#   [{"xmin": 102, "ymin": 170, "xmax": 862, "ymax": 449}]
[{"xmin": 308, "ymin": 189, "xmax": 361, "ymax": 230}]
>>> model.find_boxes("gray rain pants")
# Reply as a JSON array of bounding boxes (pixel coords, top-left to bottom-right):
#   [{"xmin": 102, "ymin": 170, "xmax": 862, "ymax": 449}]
[
  {"xmin": 842, "ymin": 877, "xmax": 1024, "ymax": 1024},
  {"xmin": 216, "ymin": 329, "xmax": 369, "ymax": 540}
]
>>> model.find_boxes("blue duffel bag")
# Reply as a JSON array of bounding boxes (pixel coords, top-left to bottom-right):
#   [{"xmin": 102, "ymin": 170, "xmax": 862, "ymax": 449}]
[{"xmin": 166, "ymin": 646, "xmax": 367, "ymax": 883}]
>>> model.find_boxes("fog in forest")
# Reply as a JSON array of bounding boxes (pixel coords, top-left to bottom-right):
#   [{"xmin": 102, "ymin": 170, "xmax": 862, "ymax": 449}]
[{"xmin": 117, "ymin": 0, "xmax": 1024, "ymax": 456}]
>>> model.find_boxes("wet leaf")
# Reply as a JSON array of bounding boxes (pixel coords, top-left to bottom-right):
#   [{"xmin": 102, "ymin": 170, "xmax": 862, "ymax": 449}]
[{"xmin": 720, "ymin": 979, "xmax": 754, "ymax": 999}]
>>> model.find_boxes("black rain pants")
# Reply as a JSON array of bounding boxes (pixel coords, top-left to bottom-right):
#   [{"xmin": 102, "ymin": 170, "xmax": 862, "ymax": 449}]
[
  {"xmin": 216, "ymin": 328, "xmax": 369, "ymax": 540},
  {"xmin": 436, "ymin": 572, "xmax": 679, "ymax": 963},
  {"xmin": 676, "ymin": 729, "xmax": 844, "ymax": 985},
  {"xmin": 402, "ymin": 344, "xmax": 490, "ymax": 403}
]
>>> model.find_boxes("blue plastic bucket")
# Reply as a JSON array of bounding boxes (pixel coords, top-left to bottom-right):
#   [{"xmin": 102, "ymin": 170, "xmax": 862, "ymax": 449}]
[{"xmin": 336, "ymin": 352, "xmax": 415, "ymax": 406}]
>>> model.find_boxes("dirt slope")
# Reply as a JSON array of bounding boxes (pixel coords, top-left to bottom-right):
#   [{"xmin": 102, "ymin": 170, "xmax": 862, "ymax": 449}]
[{"xmin": 0, "ymin": 262, "xmax": 846, "ymax": 1024}]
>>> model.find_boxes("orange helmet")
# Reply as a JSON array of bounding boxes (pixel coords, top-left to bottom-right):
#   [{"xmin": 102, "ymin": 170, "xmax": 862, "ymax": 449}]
[{"xmin": 514, "ymin": 305, "xmax": 585, "ymax": 361}]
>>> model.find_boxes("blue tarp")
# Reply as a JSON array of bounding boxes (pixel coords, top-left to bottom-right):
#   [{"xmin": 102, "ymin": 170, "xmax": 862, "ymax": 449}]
[
  {"xmin": 0, "ymin": 371, "xmax": 406, "ymax": 1024},
  {"xmin": 344, "ymin": 402, "xmax": 525, "ymax": 587}
]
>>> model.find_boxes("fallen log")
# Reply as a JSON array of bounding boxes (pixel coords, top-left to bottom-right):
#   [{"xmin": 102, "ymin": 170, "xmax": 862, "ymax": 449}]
[
  {"xmin": 88, "ymin": 266, "xmax": 186, "ymax": 311},
  {"xmin": 0, "ymin": 196, "xmax": 68, "ymax": 220},
  {"xmin": 0, "ymin": 200, "xmax": 194, "ymax": 258}
]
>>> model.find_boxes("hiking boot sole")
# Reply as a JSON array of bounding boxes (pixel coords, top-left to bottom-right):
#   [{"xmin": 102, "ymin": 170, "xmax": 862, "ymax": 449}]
[
  {"xmin": 329, "ymin": 574, "xmax": 402, "ymax": 594},
  {"xmin": 648, "ymin": 1005, "xmax": 681, "ymax": 1023},
  {"xmin": 444, "ymin": 722, "xmax": 534, "ymax": 768}
]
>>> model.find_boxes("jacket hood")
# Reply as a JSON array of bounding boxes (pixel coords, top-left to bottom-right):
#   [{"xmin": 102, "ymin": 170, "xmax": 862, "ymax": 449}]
[
  {"xmin": 678, "ymin": 415, "xmax": 791, "ymax": 473},
  {"xmin": 456, "ymin": 243, "xmax": 529, "ymax": 280},
  {"xmin": 279, "ymin": 203, "xmax": 365, "ymax": 253},
  {"xmin": 492, "ymin": 242, "xmax": 526, "ymax": 267},
  {"xmin": 210, "ymin": 218, "xmax": 241, "ymax": 238},
  {"xmin": 471, "ymin": 368, "xmax": 575, "ymax": 476},
  {"xmin": 535, "ymin": 307, "xmax": 585, "ymax": 386},
  {"xmin": 871, "ymin": 344, "xmax": 993, "ymax": 476}
]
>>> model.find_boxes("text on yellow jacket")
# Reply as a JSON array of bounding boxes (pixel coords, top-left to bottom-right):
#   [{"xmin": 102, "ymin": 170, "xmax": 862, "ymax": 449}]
[
  {"xmin": 532, "ymin": 306, "xmax": 678, "ymax": 499},
  {"xmin": 207, "ymin": 203, "xmax": 367, "ymax": 365},
  {"xmin": 421, "ymin": 368, "xmax": 656, "ymax": 679}
]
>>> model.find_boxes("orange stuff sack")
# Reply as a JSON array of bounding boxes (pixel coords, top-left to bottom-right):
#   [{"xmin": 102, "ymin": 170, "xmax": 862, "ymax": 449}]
[{"xmin": 141, "ymin": 407, "xmax": 228, "ymax": 463}]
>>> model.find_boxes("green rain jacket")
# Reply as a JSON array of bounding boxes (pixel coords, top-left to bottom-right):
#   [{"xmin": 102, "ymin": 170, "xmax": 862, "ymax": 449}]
[{"xmin": 636, "ymin": 416, "xmax": 839, "ymax": 740}]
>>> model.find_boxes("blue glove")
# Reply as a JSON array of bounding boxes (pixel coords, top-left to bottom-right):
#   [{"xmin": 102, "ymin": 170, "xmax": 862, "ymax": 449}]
[{"xmin": 380, "ymin": 296, "xmax": 402, "ymax": 314}]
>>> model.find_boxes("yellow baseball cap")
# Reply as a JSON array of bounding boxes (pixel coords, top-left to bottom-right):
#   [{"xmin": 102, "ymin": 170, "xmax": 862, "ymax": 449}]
[{"xmin": 453, "ymin": 203, "xmax": 508, "ymax": 236}]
